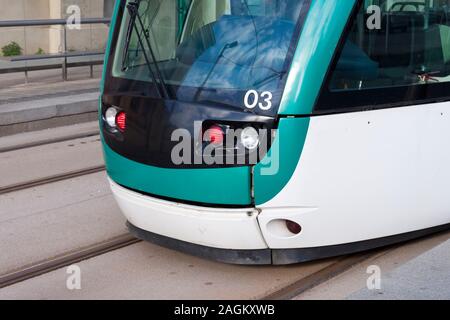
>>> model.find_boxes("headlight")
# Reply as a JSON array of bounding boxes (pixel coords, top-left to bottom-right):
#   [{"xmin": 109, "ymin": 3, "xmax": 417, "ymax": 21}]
[
  {"xmin": 105, "ymin": 107, "xmax": 118, "ymax": 128},
  {"xmin": 241, "ymin": 127, "xmax": 260, "ymax": 150}
]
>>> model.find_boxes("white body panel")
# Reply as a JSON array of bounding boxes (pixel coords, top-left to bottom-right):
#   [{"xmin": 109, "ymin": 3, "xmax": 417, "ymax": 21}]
[
  {"xmin": 109, "ymin": 179, "xmax": 268, "ymax": 250},
  {"xmin": 258, "ymin": 102, "xmax": 450, "ymax": 248}
]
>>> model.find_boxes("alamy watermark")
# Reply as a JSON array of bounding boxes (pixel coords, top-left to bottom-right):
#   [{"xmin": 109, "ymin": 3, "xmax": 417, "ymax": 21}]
[
  {"xmin": 66, "ymin": 265, "xmax": 82, "ymax": 290},
  {"xmin": 366, "ymin": 265, "xmax": 382, "ymax": 290},
  {"xmin": 66, "ymin": 5, "xmax": 81, "ymax": 30},
  {"xmin": 170, "ymin": 122, "xmax": 280, "ymax": 176},
  {"xmin": 366, "ymin": 5, "xmax": 382, "ymax": 30}
]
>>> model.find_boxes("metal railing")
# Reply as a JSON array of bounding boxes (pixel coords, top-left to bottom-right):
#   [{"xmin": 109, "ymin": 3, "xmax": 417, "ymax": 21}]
[{"xmin": 0, "ymin": 18, "xmax": 111, "ymax": 81}]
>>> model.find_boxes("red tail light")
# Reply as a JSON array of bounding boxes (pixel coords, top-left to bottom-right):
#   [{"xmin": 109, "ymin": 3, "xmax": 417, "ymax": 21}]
[
  {"xmin": 116, "ymin": 112, "xmax": 126, "ymax": 131},
  {"xmin": 207, "ymin": 125, "xmax": 224, "ymax": 145}
]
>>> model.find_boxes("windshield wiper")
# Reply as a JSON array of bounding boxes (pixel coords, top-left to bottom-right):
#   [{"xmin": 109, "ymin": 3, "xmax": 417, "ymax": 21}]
[
  {"xmin": 123, "ymin": 0, "xmax": 170, "ymax": 99},
  {"xmin": 252, "ymin": 70, "xmax": 286, "ymax": 87},
  {"xmin": 121, "ymin": 1, "xmax": 137, "ymax": 71}
]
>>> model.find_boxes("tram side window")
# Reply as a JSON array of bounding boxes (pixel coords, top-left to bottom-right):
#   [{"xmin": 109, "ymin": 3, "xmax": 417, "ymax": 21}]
[{"xmin": 316, "ymin": 0, "xmax": 450, "ymax": 111}]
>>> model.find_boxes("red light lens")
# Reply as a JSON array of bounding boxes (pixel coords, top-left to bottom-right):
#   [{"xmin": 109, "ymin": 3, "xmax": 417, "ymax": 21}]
[
  {"xmin": 207, "ymin": 125, "xmax": 224, "ymax": 145},
  {"xmin": 286, "ymin": 220, "xmax": 302, "ymax": 235},
  {"xmin": 116, "ymin": 112, "xmax": 126, "ymax": 131}
]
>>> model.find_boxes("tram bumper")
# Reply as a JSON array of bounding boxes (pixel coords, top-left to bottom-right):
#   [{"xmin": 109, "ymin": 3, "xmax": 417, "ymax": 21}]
[{"xmin": 108, "ymin": 178, "xmax": 272, "ymax": 265}]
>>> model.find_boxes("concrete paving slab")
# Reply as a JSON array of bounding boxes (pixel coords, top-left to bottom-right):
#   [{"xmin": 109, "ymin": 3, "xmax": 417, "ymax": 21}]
[
  {"xmin": 294, "ymin": 230, "xmax": 450, "ymax": 300},
  {"xmin": 349, "ymin": 239, "xmax": 450, "ymax": 300},
  {"xmin": 0, "ymin": 241, "xmax": 337, "ymax": 300},
  {"xmin": 0, "ymin": 76, "xmax": 100, "ymax": 104},
  {"xmin": 0, "ymin": 121, "xmax": 99, "ymax": 153},
  {"xmin": 0, "ymin": 67, "xmax": 101, "ymax": 135},
  {"xmin": 0, "ymin": 92, "xmax": 99, "ymax": 126},
  {"xmin": 0, "ymin": 172, "xmax": 127, "ymax": 275},
  {"xmin": 0, "ymin": 135, "xmax": 103, "ymax": 188}
]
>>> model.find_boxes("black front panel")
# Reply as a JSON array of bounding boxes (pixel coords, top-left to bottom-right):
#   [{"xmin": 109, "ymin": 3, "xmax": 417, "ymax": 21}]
[{"xmin": 101, "ymin": 92, "xmax": 275, "ymax": 168}]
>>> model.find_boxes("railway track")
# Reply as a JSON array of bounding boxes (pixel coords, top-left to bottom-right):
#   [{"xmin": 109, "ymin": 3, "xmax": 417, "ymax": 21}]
[
  {"xmin": 261, "ymin": 253, "xmax": 375, "ymax": 299},
  {"xmin": 0, "ymin": 165, "xmax": 106, "ymax": 195},
  {"xmin": 0, "ymin": 128, "xmax": 437, "ymax": 298},
  {"xmin": 0, "ymin": 156, "xmax": 379, "ymax": 297},
  {"xmin": 1, "ymin": 226, "xmax": 445, "ymax": 297},
  {"xmin": 0, "ymin": 230, "xmax": 371, "ymax": 294},
  {"xmin": 0, "ymin": 238, "xmax": 379, "ymax": 298},
  {"xmin": 0, "ymin": 234, "xmax": 140, "ymax": 289},
  {"xmin": 0, "ymin": 130, "xmax": 100, "ymax": 154},
  {"xmin": 0, "ymin": 245, "xmax": 406, "ymax": 298}
]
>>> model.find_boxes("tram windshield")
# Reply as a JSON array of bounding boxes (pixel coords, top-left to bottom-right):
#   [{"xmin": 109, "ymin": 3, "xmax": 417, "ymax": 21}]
[{"xmin": 109, "ymin": 0, "xmax": 309, "ymax": 114}]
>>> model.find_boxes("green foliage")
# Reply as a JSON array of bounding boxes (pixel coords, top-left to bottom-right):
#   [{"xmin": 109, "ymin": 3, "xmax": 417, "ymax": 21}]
[
  {"xmin": 35, "ymin": 48, "xmax": 45, "ymax": 55},
  {"xmin": 1, "ymin": 41, "xmax": 23, "ymax": 57}
]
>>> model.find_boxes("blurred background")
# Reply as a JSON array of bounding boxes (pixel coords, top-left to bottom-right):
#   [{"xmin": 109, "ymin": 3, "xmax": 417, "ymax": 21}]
[{"xmin": 0, "ymin": 0, "xmax": 115, "ymax": 55}]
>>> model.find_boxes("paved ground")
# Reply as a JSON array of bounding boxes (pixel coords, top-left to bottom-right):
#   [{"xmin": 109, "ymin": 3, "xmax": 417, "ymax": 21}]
[
  {"xmin": 295, "ymin": 230, "xmax": 450, "ymax": 300},
  {"xmin": 0, "ymin": 134, "xmax": 103, "ymax": 188},
  {"xmin": 350, "ymin": 239, "xmax": 450, "ymax": 300},
  {"xmin": 0, "ymin": 127, "xmax": 340, "ymax": 300},
  {"xmin": 0, "ymin": 121, "xmax": 99, "ymax": 152},
  {"xmin": 0, "ymin": 126, "xmax": 122, "ymax": 275},
  {"xmin": 0, "ymin": 67, "xmax": 102, "ymax": 136},
  {"xmin": 0, "ymin": 172, "xmax": 127, "ymax": 275},
  {"xmin": 0, "ymin": 240, "xmax": 337, "ymax": 300},
  {"xmin": 0, "ymin": 66, "xmax": 102, "ymax": 103}
]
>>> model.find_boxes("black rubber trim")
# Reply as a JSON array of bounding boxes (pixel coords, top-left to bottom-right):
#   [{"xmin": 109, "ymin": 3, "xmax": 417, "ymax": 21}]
[
  {"xmin": 272, "ymin": 223, "xmax": 450, "ymax": 265},
  {"xmin": 127, "ymin": 221, "xmax": 449, "ymax": 265},
  {"xmin": 127, "ymin": 222, "xmax": 272, "ymax": 265}
]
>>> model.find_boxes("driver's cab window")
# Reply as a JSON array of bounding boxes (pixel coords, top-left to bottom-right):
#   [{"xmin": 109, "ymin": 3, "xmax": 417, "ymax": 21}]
[
  {"xmin": 182, "ymin": 0, "xmax": 231, "ymax": 41},
  {"xmin": 117, "ymin": 0, "xmax": 180, "ymax": 65},
  {"xmin": 142, "ymin": 0, "xmax": 178, "ymax": 61},
  {"xmin": 181, "ymin": 0, "xmax": 277, "ymax": 42},
  {"xmin": 329, "ymin": 0, "xmax": 450, "ymax": 92}
]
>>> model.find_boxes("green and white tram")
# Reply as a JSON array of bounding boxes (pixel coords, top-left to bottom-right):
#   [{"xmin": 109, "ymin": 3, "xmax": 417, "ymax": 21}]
[{"xmin": 100, "ymin": 0, "xmax": 450, "ymax": 264}]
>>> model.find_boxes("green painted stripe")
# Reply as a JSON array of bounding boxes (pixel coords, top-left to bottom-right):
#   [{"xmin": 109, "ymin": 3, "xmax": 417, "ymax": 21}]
[
  {"xmin": 100, "ymin": 0, "xmax": 356, "ymax": 206},
  {"xmin": 100, "ymin": 1, "xmax": 253, "ymax": 206},
  {"xmin": 102, "ymin": 142, "xmax": 252, "ymax": 205},
  {"xmin": 254, "ymin": 117, "xmax": 310, "ymax": 205},
  {"xmin": 279, "ymin": 0, "xmax": 356, "ymax": 115},
  {"xmin": 100, "ymin": 0, "xmax": 122, "ymax": 94},
  {"xmin": 254, "ymin": 0, "xmax": 356, "ymax": 205}
]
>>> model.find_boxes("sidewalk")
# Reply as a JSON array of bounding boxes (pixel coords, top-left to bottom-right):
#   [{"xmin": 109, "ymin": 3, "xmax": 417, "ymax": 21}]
[
  {"xmin": 0, "ymin": 66, "xmax": 102, "ymax": 102},
  {"xmin": 349, "ymin": 238, "xmax": 450, "ymax": 300},
  {"xmin": 0, "ymin": 67, "xmax": 102, "ymax": 136},
  {"xmin": 294, "ymin": 229, "xmax": 450, "ymax": 300}
]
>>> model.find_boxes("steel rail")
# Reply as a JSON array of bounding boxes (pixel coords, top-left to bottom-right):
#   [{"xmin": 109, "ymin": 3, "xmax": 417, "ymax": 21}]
[
  {"xmin": 0, "ymin": 234, "xmax": 140, "ymax": 289},
  {"xmin": 0, "ymin": 132, "xmax": 100, "ymax": 154},
  {"xmin": 0, "ymin": 165, "xmax": 106, "ymax": 195},
  {"xmin": 261, "ymin": 252, "xmax": 376, "ymax": 300}
]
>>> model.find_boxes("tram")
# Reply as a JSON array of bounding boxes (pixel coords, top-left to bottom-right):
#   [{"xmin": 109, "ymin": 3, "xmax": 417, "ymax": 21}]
[{"xmin": 100, "ymin": 0, "xmax": 450, "ymax": 264}]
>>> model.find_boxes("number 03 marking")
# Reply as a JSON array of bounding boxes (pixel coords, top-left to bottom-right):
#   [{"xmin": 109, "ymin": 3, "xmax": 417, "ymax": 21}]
[{"xmin": 244, "ymin": 90, "xmax": 273, "ymax": 111}]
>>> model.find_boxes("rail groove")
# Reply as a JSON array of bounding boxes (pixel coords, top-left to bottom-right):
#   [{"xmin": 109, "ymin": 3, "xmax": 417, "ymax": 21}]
[
  {"xmin": 0, "ymin": 234, "xmax": 140, "ymax": 289},
  {"xmin": 0, "ymin": 131, "xmax": 100, "ymax": 153},
  {"xmin": 261, "ymin": 252, "xmax": 375, "ymax": 300},
  {"xmin": 0, "ymin": 165, "xmax": 106, "ymax": 195}
]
